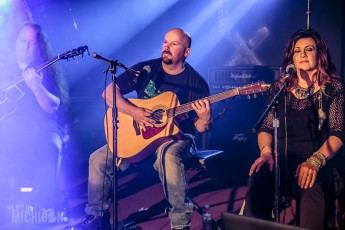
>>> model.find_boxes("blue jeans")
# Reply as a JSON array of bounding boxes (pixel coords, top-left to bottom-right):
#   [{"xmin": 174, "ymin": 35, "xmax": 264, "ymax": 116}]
[{"xmin": 85, "ymin": 134, "xmax": 196, "ymax": 229}]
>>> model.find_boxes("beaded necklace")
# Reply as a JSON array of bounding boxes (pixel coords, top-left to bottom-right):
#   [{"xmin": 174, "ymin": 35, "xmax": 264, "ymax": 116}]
[{"xmin": 294, "ymin": 85, "xmax": 314, "ymax": 99}]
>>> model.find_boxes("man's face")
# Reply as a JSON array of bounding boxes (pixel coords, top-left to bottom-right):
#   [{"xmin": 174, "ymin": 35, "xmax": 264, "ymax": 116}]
[
  {"xmin": 161, "ymin": 29, "xmax": 190, "ymax": 65},
  {"xmin": 15, "ymin": 26, "xmax": 40, "ymax": 64}
]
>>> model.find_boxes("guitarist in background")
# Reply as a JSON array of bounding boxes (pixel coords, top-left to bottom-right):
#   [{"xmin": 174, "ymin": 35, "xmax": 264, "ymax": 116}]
[
  {"xmin": 74, "ymin": 28, "xmax": 212, "ymax": 230},
  {"xmin": 0, "ymin": 22, "xmax": 68, "ymax": 218}
]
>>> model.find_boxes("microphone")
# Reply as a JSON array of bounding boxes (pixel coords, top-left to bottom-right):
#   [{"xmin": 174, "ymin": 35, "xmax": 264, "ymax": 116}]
[
  {"xmin": 285, "ymin": 64, "xmax": 296, "ymax": 79},
  {"xmin": 132, "ymin": 65, "xmax": 151, "ymax": 84},
  {"xmin": 92, "ymin": 52, "xmax": 116, "ymax": 64},
  {"xmin": 136, "ymin": 65, "xmax": 151, "ymax": 77}
]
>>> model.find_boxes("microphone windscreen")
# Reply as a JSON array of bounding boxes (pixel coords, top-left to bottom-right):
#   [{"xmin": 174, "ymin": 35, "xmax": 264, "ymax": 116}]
[
  {"xmin": 285, "ymin": 64, "xmax": 296, "ymax": 74},
  {"xmin": 143, "ymin": 65, "xmax": 151, "ymax": 74}
]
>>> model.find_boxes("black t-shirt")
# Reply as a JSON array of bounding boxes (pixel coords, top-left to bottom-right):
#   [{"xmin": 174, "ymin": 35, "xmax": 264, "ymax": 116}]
[{"xmin": 116, "ymin": 58, "xmax": 210, "ymax": 136}]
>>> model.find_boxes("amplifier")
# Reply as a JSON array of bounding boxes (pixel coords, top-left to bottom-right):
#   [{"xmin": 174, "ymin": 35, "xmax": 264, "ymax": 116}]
[{"xmin": 208, "ymin": 65, "xmax": 280, "ymax": 93}]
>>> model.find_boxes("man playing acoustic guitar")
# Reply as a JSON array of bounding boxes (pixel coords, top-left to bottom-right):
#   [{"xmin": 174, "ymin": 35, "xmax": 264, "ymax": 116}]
[{"xmin": 74, "ymin": 28, "xmax": 212, "ymax": 230}]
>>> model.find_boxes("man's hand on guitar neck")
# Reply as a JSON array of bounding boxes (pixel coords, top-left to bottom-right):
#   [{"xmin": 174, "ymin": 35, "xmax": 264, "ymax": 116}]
[
  {"xmin": 22, "ymin": 68, "xmax": 60, "ymax": 114},
  {"xmin": 191, "ymin": 99, "xmax": 212, "ymax": 133},
  {"xmin": 22, "ymin": 68, "xmax": 43, "ymax": 90}
]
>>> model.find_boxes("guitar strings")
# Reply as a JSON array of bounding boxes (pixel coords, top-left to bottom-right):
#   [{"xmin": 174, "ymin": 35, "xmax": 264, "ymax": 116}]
[
  {"xmin": 165, "ymin": 82, "xmax": 265, "ymax": 118},
  {"xmin": 166, "ymin": 90, "xmax": 237, "ymax": 117}
]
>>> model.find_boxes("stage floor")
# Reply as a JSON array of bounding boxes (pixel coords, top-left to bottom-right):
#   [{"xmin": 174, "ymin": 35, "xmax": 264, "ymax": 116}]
[{"xmin": 1, "ymin": 151, "xmax": 297, "ymax": 230}]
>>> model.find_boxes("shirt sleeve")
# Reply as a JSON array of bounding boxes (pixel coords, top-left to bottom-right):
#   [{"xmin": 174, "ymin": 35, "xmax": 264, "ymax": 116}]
[{"xmin": 328, "ymin": 79, "xmax": 345, "ymax": 143}]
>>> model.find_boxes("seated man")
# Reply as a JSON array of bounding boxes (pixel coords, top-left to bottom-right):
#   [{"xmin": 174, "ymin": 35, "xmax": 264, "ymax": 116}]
[{"xmin": 74, "ymin": 28, "xmax": 212, "ymax": 230}]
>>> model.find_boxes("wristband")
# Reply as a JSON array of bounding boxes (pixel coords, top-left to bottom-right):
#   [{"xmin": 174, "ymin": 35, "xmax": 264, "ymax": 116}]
[
  {"xmin": 260, "ymin": 145, "xmax": 272, "ymax": 152},
  {"xmin": 200, "ymin": 119, "xmax": 212, "ymax": 125}
]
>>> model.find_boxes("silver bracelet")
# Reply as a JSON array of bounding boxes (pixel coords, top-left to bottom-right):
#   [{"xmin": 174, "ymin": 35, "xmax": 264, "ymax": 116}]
[{"xmin": 313, "ymin": 151, "xmax": 326, "ymax": 166}]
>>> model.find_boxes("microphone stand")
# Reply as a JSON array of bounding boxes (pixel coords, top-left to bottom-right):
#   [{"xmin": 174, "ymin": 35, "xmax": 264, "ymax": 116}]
[
  {"xmin": 108, "ymin": 60, "xmax": 136, "ymax": 230},
  {"xmin": 252, "ymin": 78, "xmax": 289, "ymax": 223},
  {"xmin": 94, "ymin": 53, "xmax": 140, "ymax": 230},
  {"xmin": 93, "ymin": 52, "xmax": 146, "ymax": 229},
  {"xmin": 106, "ymin": 60, "xmax": 119, "ymax": 230}
]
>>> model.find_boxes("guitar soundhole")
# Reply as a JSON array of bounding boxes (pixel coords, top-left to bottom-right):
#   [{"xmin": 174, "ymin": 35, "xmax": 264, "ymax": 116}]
[
  {"xmin": 141, "ymin": 109, "xmax": 167, "ymax": 139},
  {"xmin": 151, "ymin": 109, "xmax": 165, "ymax": 125}
]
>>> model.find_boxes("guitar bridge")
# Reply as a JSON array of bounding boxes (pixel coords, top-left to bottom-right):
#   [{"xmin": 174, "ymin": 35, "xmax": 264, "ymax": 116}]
[{"xmin": 133, "ymin": 120, "xmax": 141, "ymax": 136}]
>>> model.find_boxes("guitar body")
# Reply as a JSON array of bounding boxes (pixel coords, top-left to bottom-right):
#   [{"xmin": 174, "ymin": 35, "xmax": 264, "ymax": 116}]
[
  {"xmin": 104, "ymin": 81, "xmax": 270, "ymax": 161},
  {"xmin": 0, "ymin": 85, "xmax": 25, "ymax": 120},
  {"xmin": 105, "ymin": 91, "xmax": 182, "ymax": 160}
]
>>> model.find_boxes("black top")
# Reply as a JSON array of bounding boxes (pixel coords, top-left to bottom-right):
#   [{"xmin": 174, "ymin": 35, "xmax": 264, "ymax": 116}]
[
  {"xmin": 116, "ymin": 58, "xmax": 210, "ymax": 136},
  {"xmin": 259, "ymin": 78, "xmax": 345, "ymax": 163}
]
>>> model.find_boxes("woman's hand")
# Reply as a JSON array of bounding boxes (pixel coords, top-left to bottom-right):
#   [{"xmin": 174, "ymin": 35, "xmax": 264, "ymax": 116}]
[
  {"xmin": 295, "ymin": 161, "xmax": 319, "ymax": 189},
  {"xmin": 249, "ymin": 153, "xmax": 274, "ymax": 176}
]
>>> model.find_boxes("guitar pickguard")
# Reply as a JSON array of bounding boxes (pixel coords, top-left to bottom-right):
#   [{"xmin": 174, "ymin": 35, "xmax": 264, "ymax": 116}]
[{"xmin": 142, "ymin": 125, "xmax": 167, "ymax": 139}]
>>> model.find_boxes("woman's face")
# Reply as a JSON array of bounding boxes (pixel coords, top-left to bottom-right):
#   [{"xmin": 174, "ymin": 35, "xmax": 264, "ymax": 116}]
[{"xmin": 292, "ymin": 37, "xmax": 317, "ymax": 73}]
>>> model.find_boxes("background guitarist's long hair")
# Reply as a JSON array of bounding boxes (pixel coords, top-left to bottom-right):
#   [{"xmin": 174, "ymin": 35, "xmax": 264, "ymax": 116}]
[{"xmin": 19, "ymin": 21, "xmax": 69, "ymax": 109}]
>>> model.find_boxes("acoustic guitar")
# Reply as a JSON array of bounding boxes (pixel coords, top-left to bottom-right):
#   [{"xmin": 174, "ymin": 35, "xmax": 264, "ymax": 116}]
[
  {"xmin": 0, "ymin": 45, "xmax": 88, "ymax": 120},
  {"xmin": 105, "ymin": 81, "xmax": 270, "ymax": 161}
]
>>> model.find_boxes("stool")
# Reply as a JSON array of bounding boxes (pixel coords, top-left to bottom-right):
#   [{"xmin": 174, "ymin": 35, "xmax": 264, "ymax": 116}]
[
  {"xmin": 187, "ymin": 149, "xmax": 224, "ymax": 183},
  {"xmin": 193, "ymin": 149, "xmax": 224, "ymax": 170}
]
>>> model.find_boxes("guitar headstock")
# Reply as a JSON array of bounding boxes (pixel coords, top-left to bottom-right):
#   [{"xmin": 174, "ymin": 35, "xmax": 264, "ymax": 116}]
[
  {"xmin": 238, "ymin": 81, "xmax": 271, "ymax": 97},
  {"xmin": 58, "ymin": 45, "xmax": 89, "ymax": 60}
]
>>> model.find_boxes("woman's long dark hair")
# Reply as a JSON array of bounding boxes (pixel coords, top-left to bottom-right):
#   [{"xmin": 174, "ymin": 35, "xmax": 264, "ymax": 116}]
[{"xmin": 280, "ymin": 29, "xmax": 338, "ymax": 90}]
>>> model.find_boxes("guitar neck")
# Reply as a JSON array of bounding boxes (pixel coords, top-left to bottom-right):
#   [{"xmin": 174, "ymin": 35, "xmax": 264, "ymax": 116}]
[
  {"xmin": 1, "ymin": 45, "xmax": 87, "ymax": 92},
  {"xmin": 2, "ymin": 56, "xmax": 60, "ymax": 92},
  {"xmin": 167, "ymin": 88, "xmax": 239, "ymax": 117},
  {"xmin": 35, "ymin": 56, "xmax": 59, "ymax": 72}
]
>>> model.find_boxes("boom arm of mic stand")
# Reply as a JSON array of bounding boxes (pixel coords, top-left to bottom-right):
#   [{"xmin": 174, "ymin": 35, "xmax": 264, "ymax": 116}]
[
  {"xmin": 116, "ymin": 62, "xmax": 139, "ymax": 75},
  {"xmin": 252, "ymin": 83, "xmax": 286, "ymax": 133}
]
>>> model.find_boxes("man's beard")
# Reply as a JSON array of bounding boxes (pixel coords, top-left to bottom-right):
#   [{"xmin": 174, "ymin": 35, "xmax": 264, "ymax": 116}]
[
  {"xmin": 162, "ymin": 51, "xmax": 173, "ymax": 65},
  {"xmin": 162, "ymin": 56, "xmax": 172, "ymax": 65}
]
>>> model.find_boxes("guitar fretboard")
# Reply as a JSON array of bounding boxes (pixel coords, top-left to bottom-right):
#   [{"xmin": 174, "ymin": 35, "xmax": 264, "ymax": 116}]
[
  {"xmin": 166, "ymin": 81, "xmax": 268, "ymax": 118},
  {"xmin": 166, "ymin": 88, "xmax": 239, "ymax": 118}
]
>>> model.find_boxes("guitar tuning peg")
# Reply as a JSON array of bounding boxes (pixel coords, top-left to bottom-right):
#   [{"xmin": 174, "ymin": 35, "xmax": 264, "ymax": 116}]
[
  {"xmin": 247, "ymin": 95, "xmax": 251, "ymax": 99},
  {"xmin": 253, "ymin": 94, "xmax": 257, "ymax": 98}
]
